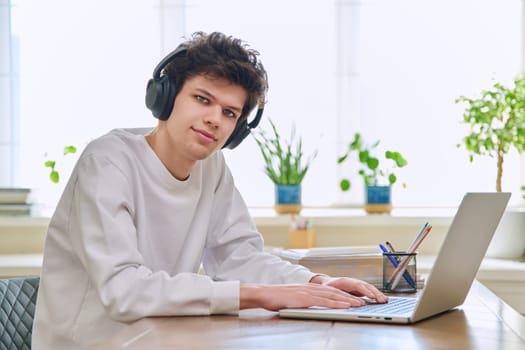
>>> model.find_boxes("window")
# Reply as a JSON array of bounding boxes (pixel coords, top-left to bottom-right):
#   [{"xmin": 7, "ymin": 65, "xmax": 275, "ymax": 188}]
[
  {"xmin": 0, "ymin": 0, "xmax": 17, "ymax": 186},
  {"xmin": 5, "ymin": 0, "xmax": 523, "ymax": 210}
]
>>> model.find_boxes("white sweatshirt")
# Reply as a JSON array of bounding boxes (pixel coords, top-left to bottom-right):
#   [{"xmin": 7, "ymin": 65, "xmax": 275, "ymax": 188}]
[{"xmin": 32, "ymin": 128, "xmax": 314, "ymax": 350}]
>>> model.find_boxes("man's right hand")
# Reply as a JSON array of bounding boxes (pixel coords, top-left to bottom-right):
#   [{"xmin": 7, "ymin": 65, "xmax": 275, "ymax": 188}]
[{"xmin": 240, "ymin": 282, "xmax": 372, "ymax": 311}]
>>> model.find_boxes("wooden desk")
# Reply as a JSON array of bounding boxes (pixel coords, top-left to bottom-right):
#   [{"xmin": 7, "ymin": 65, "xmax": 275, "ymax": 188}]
[{"xmin": 91, "ymin": 281, "xmax": 525, "ymax": 350}]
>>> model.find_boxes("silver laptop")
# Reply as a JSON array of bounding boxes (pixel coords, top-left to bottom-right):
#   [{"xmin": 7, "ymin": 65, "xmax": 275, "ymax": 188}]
[{"xmin": 279, "ymin": 192, "xmax": 511, "ymax": 324}]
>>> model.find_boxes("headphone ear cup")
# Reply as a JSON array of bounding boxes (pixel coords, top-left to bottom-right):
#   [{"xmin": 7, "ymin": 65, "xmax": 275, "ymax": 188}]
[
  {"xmin": 223, "ymin": 119, "xmax": 250, "ymax": 149},
  {"xmin": 145, "ymin": 75, "xmax": 177, "ymax": 120},
  {"xmin": 223, "ymin": 106, "xmax": 265, "ymax": 149}
]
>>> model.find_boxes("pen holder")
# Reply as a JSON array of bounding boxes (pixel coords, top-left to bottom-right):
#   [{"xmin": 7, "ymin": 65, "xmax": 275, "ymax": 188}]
[
  {"xmin": 288, "ymin": 228, "xmax": 316, "ymax": 249},
  {"xmin": 382, "ymin": 251, "xmax": 417, "ymax": 293}
]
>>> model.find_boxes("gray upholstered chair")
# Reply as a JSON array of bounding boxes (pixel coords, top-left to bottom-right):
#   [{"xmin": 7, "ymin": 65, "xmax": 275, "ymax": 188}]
[{"xmin": 0, "ymin": 277, "xmax": 40, "ymax": 350}]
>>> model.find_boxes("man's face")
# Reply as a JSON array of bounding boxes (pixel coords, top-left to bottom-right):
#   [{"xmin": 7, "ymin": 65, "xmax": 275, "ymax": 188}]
[{"xmin": 164, "ymin": 74, "xmax": 248, "ymax": 160}]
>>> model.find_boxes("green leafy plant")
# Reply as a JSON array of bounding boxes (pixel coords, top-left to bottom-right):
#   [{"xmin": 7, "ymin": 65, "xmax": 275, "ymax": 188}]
[
  {"xmin": 253, "ymin": 119, "xmax": 317, "ymax": 185},
  {"xmin": 44, "ymin": 145, "xmax": 77, "ymax": 184},
  {"xmin": 337, "ymin": 133, "xmax": 408, "ymax": 191},
  {"xmin": 455, "ymin": 75, "xmax": 525, "ymax": 192}
]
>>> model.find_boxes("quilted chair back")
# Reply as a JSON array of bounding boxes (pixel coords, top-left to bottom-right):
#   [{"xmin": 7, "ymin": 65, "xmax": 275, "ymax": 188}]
[{"xmin": 0, "ymin": 277, "xmax": 40, "ymax": 350}]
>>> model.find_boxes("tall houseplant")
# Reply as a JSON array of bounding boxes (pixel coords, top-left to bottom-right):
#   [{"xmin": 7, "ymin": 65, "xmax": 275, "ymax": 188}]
[
  {"xmin": 253, "ymin": 119, "xmax": 317, "ymax": 214},
  {"xmin": 456, "ymin": 75, "xmax": 525, "ymax": 259},
  {"xmin": 455, "ymin": 75, "xmax": 525, "ymax": 193},
  {"xmin": 337, "ymin": 133, "xmax": 408, "ymax": 214}
]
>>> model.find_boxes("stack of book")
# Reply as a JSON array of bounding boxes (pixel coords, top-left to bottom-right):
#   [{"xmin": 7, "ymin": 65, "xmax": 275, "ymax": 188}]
[
  {"xmin": 277, "ymin": 245, "xmax": 424, "ymax": 290},
  {"xmin": 0, "ymin": 188, "xmax": 32, "ymax": 216}
]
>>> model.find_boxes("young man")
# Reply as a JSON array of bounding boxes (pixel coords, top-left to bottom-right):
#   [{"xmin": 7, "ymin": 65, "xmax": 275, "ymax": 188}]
[{"xmin": 32, "ymin": 32, "xmax": 387, "ymax": 350}]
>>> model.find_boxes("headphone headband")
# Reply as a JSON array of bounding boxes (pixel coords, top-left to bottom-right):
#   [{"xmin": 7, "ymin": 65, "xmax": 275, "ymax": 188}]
[{"xmin": 151, "ymin": 44, "xmax": 188, "ymax": 80}]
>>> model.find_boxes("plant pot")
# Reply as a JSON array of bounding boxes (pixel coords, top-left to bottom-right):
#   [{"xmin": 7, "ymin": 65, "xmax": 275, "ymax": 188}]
[
  {"xmin": 486, "ymin": 209, "xmax": 525, "ymax": 259},
  {"xmin": 274, "ymin": 184, "xmax": 302, "ymax": 215},
  {"xmin": 365, "ymin": 185, "xmax": 391, "ymax": 214}
]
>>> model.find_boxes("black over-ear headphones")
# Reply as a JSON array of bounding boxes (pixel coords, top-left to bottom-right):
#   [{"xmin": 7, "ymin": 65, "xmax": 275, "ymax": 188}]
[{"xmin": 145, "ymin": 44, "xmax": 265, "ymax": 149}]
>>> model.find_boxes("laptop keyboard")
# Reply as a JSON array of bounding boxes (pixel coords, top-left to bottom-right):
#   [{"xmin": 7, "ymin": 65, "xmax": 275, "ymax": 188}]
[{"xmin": 346, "ymin": 297, "xmax": 417, "ymax": 315}]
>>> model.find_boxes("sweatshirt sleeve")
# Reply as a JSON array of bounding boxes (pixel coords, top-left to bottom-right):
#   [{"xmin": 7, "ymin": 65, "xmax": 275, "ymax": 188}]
[
  {"xmin": 202, "ymin": 160, "xmax": 316, "ymax": 285},
  {"xmin": 68, "ymin": 153, "xmax": 239, "ymax": 322}
]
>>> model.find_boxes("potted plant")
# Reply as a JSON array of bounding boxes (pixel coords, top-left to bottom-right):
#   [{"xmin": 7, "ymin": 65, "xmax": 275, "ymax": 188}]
[
  {"xmin": 455, "ymin": 75, "xmax": 525, "ymax": 193},
  {"xmin": 44, "ymin": 145, "xmax": 77, "ymax": 184},
  {"xmin": 456, "ymin": 76, "xmax": 525, "ymax": 259},
  {"xmin": 337, "ymin": 133, "xmax": 408, "ymax": 214},
  {"xmin": 253, "ymin": 119, "xmax": 317, "ymax": 214}
]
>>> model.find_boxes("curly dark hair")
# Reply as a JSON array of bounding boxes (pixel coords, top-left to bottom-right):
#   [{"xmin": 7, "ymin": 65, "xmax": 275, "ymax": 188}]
[{"xmin": 164, "ymin": 31, "xmax": 268, "ymax": 122}]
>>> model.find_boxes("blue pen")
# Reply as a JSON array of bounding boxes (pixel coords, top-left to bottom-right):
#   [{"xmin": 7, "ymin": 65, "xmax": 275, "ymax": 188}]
[{"xmin": 379, "ymin": 243, "xmax": 416, "ymax": 289}]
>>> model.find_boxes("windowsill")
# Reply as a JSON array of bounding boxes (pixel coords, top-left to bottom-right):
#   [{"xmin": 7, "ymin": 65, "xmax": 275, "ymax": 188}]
[
  {"xmin": 8, "ymin": 203, "xmax": 525, "ymax": 220},
  {"xmin": 249, "ymin": 206, "xmax": 460, "ymax": 227},
  {"xmin": 0, "ymin": 205, "xmax": 458, "ymax": 235}
]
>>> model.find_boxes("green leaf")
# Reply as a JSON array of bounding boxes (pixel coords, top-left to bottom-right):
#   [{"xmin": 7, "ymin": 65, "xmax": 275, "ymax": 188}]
[
  {"xmin": 388, "ymin": 173, "xmax": 397, "ymax": 185},
  {"xmin": 337, "ymin": 154, "xmax": 348, "ymax": 164},
  {"xmin": 367, "ymin": 157, "xmax": 379, "ymax": 170},
  {"xmin": 44, "ymin": 160, "xmax": 56, "ymax": 169},
  {"xmin": 64, "ymin": 145, "xmax": 77, "ymax": 155},
  {"xmin": 49, "ymin": 170, "xmax": 59, "ymax": 184},
  {"xmin": 340, "ymin": 179, "xmax": 351, "ymax": 191}
]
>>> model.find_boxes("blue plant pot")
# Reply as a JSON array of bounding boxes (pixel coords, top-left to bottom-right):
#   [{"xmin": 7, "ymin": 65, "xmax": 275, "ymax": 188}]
[
  {"xmin": 274, "ymin": 185, "xmax": 302, "ymax": 214},
  {"xmin": 365, "ymin": 185, "xmax": 392, "ymax": 214},
  {"xmin": 366, "ymin": 185, "xmax": 391, "ymax": 204},
  {"xmin": 275, "ymin": 185, "xmax": 301, "ymax": 204}
]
